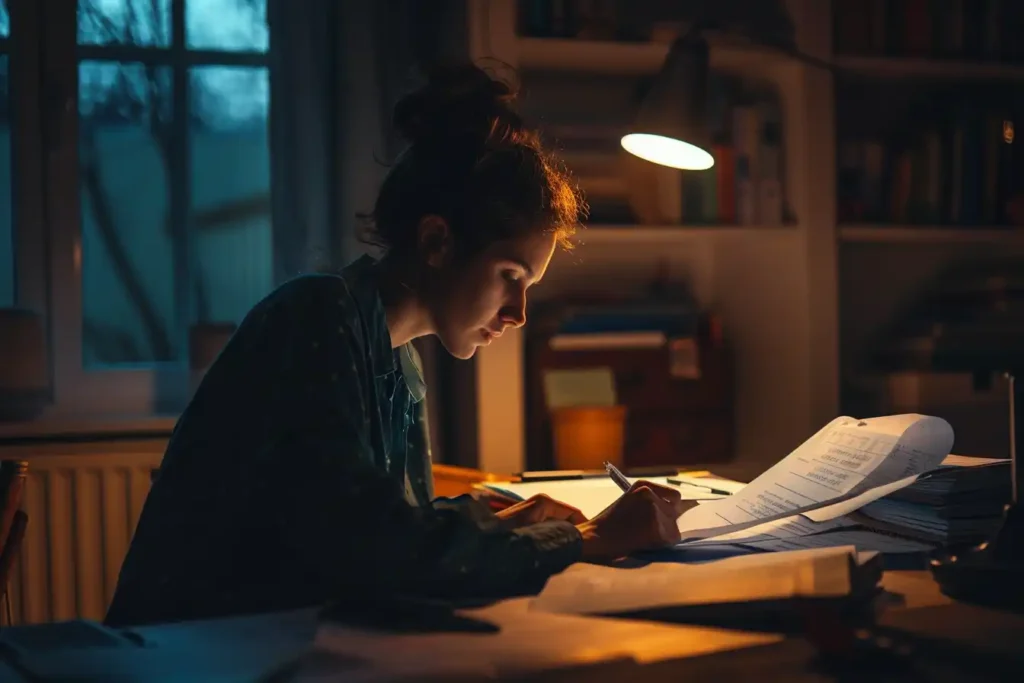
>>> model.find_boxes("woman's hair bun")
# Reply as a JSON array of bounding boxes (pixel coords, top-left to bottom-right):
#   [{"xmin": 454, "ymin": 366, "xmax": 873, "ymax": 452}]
[{"xmin": 393, "ymin": 64, "xmax": 525, "ymax": 150}]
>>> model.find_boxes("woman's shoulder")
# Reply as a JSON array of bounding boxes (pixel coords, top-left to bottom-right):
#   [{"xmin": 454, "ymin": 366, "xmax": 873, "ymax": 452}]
[
  {"xmin": 271, "ymin": 272, "xmax": 351, "ymax": 303},
  {"xmin": 246, "ymin": 258, "xmax": 383, "ymax": 338},
  {"xmin": 264, "ymin": 257, "xmax": 378, "ymax": 310}
]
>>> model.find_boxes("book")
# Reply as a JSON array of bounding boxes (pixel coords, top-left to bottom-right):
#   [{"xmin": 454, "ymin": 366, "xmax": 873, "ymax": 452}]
[{"xmin": 531, "ymin": 546, "xmax": 885, "ymax": 630}]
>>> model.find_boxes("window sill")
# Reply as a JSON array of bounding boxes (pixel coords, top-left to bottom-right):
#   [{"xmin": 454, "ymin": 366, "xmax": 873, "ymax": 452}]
[{"xmin": 0, "ymin": 414, "xmax": 178, "ymax": 445}]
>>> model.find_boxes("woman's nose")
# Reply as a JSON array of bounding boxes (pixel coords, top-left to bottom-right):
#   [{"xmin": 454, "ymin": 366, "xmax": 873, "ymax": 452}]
[{"xmin": 501, "ymin": 293, "xmax": 527, "ymax": 328}]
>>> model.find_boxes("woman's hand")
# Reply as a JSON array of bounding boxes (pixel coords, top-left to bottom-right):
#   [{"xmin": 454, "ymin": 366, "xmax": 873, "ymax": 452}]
[
  {"xmin": 496, "ymin": 494, "xmax": 588, "ymax": 527},
  {"xmin": 576, "ymin": 480, "xmax": 691, "ymax": 561}
]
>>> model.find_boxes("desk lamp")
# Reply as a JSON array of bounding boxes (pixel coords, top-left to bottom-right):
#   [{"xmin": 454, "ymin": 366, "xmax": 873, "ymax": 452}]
[
  {"xmin": 931, "ymin": 372, "xmax": 1024, "ymax": 610},
  {"xmin": 619, "ymin": 1, "xmax": 830, "ymax": 171},
  {"xmin": 621, "ymin": 31, "xmax": 715, "ymax": 171}
]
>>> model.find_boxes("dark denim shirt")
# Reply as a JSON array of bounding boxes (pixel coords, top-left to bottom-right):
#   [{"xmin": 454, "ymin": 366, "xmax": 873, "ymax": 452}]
[{"xmin": 105, "ymin": 255, "xmax": 581, "ymax": 626}]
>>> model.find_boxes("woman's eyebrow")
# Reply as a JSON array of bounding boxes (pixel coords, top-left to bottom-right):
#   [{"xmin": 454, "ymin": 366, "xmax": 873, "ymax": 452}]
[{"xmin": 504, "ymin": 257, "xmax": 534, "ymax": 279}]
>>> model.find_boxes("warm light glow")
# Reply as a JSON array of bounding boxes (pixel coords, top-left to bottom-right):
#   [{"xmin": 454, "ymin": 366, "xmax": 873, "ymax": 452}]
[{"xmin": 621, "ymin": 133, "xmax": 714, "ymax": 170}]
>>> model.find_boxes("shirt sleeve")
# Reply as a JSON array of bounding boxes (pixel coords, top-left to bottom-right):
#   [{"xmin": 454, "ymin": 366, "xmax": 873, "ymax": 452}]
[{"xmin": 262, "ymin": 275, "xmax": 582, "ymax": 601}]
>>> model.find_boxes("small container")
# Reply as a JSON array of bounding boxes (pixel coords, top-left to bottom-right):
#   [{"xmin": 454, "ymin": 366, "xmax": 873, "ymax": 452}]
[
  {"xmin": 0, "ymin": 308, "xmax": 49, "ymax": 421},
  {"xmin": 550, "ymin": 405, "xmax": 628, "ymax": 471}
]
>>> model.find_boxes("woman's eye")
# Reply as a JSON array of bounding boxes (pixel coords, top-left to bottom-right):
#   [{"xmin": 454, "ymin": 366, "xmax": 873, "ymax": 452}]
[{"xmin": 502, "ymin": 270, "xmax": 520, "ymax": 283}]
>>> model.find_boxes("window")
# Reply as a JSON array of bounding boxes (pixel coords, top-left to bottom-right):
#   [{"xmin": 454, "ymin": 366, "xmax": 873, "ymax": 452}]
[
  {"xmin": 43, "ymin": 0, "xmax": 271, "ymax": 416},
  {"xmin": 0, "ymin": 2, "xmax": 11, "ymax": 308},
  {"xmin": 79, "ymin": 0, "xmax": 269, "ymax": 366}
]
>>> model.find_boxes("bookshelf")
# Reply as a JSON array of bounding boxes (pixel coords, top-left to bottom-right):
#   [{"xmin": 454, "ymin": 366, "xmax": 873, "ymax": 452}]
[
  {"xmin": 466, "ymin": 0, "xmax": 838, "ymax": 474},
  {"xmin": 832, "ymin": 0, "xmax": 1024, "ymax": 452},
  {"xmin": 460, "ymin": 0, "xmax": 1024, "ymax": 472}
]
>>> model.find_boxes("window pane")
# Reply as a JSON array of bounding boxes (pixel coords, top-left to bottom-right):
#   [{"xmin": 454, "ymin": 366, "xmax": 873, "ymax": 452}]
[
  {"xmin": 187, "ymin": 0, "xmax": 268, "ymax": 52},
  {"xmin": 0, "ymin": 1, "xmax": 9, "ymax": 39},
  {"xmin": 190, "ymin": 66, "xmax": 271, "ymax": 327},
  {"xmin": 0, "ymin": 55, "xmax": 11, "ymax": 308},
  {"xmin": 78, "ymin": 0, "xmax": 171, "ymax": 47},
  {"xmin": 79, "ymin": 61, "xmax": 180, "ymax": 367}
]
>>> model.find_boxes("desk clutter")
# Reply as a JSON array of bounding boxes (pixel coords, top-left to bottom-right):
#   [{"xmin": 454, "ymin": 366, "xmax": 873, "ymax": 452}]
[
  {"xmin": 479, "ymin": 413, "xmax": 1011, "ymax": 560},
  {"xmin": 1, "ymin": 412, "xmax": 1021, "ymax": 681}
]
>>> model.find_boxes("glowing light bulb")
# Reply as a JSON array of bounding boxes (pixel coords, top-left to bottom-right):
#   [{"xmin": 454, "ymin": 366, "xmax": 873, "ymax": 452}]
[{"xmin": 620, "ymin": 133, "xmax": 714, "ymax": 171}]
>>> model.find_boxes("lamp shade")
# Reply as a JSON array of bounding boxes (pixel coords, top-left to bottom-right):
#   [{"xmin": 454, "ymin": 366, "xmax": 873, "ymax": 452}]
[{"xmin": 621, "ymin": 33, "xmax": 714, "ymax": 171}]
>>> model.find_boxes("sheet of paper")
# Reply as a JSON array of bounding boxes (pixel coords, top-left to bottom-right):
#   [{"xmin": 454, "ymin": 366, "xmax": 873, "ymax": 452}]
[
  {"xmin": 683, "ymin": 511, "xmax": 857, "ymax": 546},
  {"xmin": 674, "ymin": 414, "xmax": 953, "ymax": 542},
  {"xmin": 484, "ymin": 477, "xmax": 727, "ymax": 520}
]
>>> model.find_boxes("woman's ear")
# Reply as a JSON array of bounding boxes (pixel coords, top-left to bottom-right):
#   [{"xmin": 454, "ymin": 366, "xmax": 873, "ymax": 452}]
[{"xmin": 416, "ymin": 215, "xmax": 453, "ymax": 268}]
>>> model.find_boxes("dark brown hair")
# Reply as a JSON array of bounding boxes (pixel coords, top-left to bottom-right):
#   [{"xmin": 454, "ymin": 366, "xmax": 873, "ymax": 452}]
[{"xmin": 363, "ymin": 65, "xmax": 585, "ymax": 258}]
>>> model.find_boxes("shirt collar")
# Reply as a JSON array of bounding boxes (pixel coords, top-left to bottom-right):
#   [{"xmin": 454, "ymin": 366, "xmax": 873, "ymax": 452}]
[{"xmin": 342, "ymin": 255, "xmax": 427, "ymax": 403}]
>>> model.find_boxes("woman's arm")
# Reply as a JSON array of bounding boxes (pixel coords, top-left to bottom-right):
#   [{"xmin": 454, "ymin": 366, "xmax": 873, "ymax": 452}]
[{"xmin": 263, "ymin": 275, "xmax": 581, "ymax": 601}]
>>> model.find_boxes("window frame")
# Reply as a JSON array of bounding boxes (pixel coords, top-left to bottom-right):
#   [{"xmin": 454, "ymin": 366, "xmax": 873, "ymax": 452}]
[
  {"xmin": 40, "ymin": 0, "xmax": 271, "ymax": 419},
  {"xmin": 6, "ymin": 1, "xmax": 49, "ymax": 336}
]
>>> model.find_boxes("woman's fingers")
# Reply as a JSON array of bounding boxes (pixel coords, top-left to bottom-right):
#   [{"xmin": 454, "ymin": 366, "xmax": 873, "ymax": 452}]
[
  {"xmin": 635, "ymin": 486, "xmax": 683, "ymax": 545},
  {"xmin": 628, "ymin": 480, "xmax": 687, "ymax": 518}
]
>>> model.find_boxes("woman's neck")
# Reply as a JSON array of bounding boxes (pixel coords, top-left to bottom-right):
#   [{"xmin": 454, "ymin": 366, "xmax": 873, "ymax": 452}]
[{"xmin": 376, "ymin": 256, "xmax": 434, "ymax": 348}]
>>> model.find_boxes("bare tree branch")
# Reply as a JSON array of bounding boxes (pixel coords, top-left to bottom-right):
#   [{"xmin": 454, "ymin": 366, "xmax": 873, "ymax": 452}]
[{"xmin": 80, "ymin": 126, "xmax": 174, "ymax": 360}]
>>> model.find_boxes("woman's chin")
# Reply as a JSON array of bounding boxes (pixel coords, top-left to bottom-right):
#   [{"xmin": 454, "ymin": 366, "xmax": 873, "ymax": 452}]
[{"xmin": 439, "ymin": 336, "xmax": 480, "ymax": 360}]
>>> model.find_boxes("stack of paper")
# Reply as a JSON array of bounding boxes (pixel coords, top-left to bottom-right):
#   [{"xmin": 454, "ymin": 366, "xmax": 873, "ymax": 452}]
[{"xmin": 855, "ymin": 456, "xmax": 1011, "ymax": 545}]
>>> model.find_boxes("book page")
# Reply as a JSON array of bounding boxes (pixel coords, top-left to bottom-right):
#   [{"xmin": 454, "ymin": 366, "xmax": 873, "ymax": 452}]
[{"xmin": 674, "ymin": 414, "xmax": 953, "ymax": 541}]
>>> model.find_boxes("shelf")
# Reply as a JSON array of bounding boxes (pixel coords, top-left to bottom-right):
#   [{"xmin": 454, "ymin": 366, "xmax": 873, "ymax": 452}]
[
  {"xmin": 516, "ymin": 37, "xmax": 792, "ymax": 77},
  {"xmin": 577, "ymin": 224, "xmax": 796, "ymax": 244},
  {"xmin": 839, "ymin": 225, "xmax": 1024, "ymax": 245},
  {"xmin": 834, "ymin": 56, "xmax": 1024, "ymax": 81}
]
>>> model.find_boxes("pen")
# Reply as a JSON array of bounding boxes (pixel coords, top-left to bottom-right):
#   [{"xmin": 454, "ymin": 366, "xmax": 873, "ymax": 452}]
[{"xmin": 603, "ymin": 461, "xmax": 632, "ymax": 492}]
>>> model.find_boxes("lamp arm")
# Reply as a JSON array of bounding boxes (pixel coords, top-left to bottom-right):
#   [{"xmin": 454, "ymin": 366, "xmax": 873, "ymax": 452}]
[{"xmin": 717, "ymin": 25, "xmax": 838, "ymax": 74}]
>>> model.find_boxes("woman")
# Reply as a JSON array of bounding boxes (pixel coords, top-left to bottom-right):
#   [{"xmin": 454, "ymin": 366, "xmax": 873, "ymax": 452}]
[{"xmin": 105, "ymin": 66, "xmax": 684, "ymax": 627}]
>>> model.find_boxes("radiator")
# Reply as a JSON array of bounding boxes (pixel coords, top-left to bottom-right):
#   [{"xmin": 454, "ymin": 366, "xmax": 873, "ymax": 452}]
[{"xmin": 7, "ymin": 451, "xmax": 162, "ymax": 626}]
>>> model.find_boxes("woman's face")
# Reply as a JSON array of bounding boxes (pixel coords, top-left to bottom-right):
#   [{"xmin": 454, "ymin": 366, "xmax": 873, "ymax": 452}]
[{"xmin": 429, "ymin": 229, "xmax": 557, "ymax": 359}]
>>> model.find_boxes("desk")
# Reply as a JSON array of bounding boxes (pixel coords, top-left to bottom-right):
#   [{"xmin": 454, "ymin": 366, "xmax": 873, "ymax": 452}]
[{"xmin": 2, "ymin": 570, "xmax": 1023, "ymax": 682}]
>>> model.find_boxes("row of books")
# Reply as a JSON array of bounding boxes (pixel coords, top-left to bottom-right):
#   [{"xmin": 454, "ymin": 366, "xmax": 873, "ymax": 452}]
[
  {"xmin": 838, "ymin": 108, "xmax": 1023, "ymax": 226},
  {"xmin": 547, "ymin": 302, "xmax": 699, "ymax": 352},
  {"xmin": 678, "ymin": 98, "xmax": 786, "ymax": 226},
  {"xmin": 834, "ymin": 0, "xmax": 1024, "ymax": 62}
]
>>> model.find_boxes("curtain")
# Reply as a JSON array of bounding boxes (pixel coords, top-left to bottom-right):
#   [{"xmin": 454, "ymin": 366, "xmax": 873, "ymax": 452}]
[
  {"xmin": 267, "ymin": 0, "xmax": 470, "ymax": 463},
  {"xmin": 269, "ymin": 0, "xmax": 464, "ymax": 276},
  {"xmin": 267, "ymin": 0, "xmax": 337, "ymax": 280}
]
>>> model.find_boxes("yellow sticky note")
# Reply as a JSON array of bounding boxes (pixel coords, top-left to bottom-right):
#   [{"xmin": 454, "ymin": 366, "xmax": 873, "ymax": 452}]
[{"xmin": 543, "ymin": 368, "xmax": 617, "ymax": 409}]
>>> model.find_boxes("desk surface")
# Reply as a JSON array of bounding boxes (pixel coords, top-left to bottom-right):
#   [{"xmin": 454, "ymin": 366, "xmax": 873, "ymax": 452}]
[{"xmin": 3, "ymin": 570, "xmax": 1023, "ymax": 683}]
